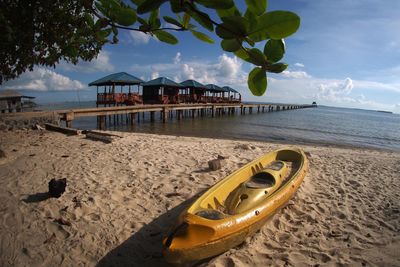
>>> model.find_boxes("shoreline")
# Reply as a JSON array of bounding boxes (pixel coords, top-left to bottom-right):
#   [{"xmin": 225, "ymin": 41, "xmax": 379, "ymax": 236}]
[
  {"xmin": 0, "ymin": 130, "xmax": 399, "ymax": 266},
  {"xmin": 119, "ymin": 130, "xmax": 400, "ymax": 153}
]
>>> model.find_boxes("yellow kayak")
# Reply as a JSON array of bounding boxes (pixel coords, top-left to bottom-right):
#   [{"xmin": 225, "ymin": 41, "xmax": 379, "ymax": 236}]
[{"xmin": 162, "ymin": 148, "xmax": 308, "ymax": 264}]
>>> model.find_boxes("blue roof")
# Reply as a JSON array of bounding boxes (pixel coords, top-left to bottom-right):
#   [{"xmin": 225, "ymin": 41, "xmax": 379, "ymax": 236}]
[
  {"xmin": 206, "ymin": 84, "xmax": 226, "ymax": 92},
  {"xmin": 222, "ymin": 86, "xmax": 239, "ymax": 93},
  {"xmin": 180, "ymin": 79, "xmax": 207, "ymax": 89},
  {"xmin": 88, "ymin": 72, "xmax": 143, "ymax": 86},
  {"xmin": 142, "ymin": 77, "xmax": 182, "ymax": 87}
]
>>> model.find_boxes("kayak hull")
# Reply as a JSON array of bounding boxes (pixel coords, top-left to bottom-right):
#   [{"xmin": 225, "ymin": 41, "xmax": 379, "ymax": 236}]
[{"xmin": 163, "ymin": 148, "xmax": 308, "ymax": 264}]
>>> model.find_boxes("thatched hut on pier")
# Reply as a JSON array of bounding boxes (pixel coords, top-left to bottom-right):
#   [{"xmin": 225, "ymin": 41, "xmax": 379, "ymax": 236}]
[
  {"xmin": 205, "ymin": 84, "xmax": 227, "ymax": 103},
  {"xmin": 0, "ymin": 90, "xmax": 35, "ymax": 113},
  {"xmin": 89, "ymin": 72, "xmax": 144, "ymax": 107},
  {"xmin": 222, "ymin": 86, "xmax": 241, "ymax": 103},
  {"xmin": 142, "ymin": 77, "xmax": 183, "ymax": 104},
  {"xmin": 180, "ymin": 80, "xmax": 208, "ymax": 103}
]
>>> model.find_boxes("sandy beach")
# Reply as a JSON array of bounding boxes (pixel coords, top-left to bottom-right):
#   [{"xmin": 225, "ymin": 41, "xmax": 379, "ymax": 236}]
[{"xmin": 0, "ymin": 129, "xmax": 399, "ymax": 267}]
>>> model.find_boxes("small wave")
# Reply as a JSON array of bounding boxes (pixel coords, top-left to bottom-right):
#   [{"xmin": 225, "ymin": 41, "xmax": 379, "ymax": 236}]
[{"xmin": 242, "ymin": 122, "xmax": 400, "ymax": 143}]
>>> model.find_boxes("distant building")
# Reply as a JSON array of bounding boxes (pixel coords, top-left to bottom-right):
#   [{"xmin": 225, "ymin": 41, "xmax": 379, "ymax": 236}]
[{"xmin": 0, "ymin": 90, "xmax": 35, "ymax": 113}]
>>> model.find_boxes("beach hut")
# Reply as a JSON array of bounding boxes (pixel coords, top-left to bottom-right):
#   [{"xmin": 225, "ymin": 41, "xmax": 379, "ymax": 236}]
[
  {"xmin": 205, "ymin": 84, "xmax": 227, "ymax": 103},
  {"xmin": 89, "ymin": 72, "xmax": 144, "ymax": 107},
  {"xmin": 142, "ymin": 77, "xmax": 183, "ymax": 104},
  {"xmin": 222, "ymin": 86, "xmax": 241, "ymax": 103},
  {"xmin": 0, "ymin": 90, "xmax": 35, "ymax": 113},
  {"xmin": 180, "ymin": 80, "xmax": 208, "ymax": 103}
]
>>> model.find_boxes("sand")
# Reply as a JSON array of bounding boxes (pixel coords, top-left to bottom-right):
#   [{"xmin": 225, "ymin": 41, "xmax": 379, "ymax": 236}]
[{"xmin": 0, "ymin": 129, "xmax": 399, "ymax": 267}]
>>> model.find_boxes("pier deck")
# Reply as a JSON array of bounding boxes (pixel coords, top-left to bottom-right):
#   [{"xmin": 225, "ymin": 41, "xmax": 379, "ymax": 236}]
[{"xmin": 56, "ymin": 103, "xmax": 315, "ymax": 130}]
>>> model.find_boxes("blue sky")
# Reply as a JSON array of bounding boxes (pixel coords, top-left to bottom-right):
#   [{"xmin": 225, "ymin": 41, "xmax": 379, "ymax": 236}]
[{"xmin": 2, "ymin": 0, "xmax": 400, "ymax": 113}]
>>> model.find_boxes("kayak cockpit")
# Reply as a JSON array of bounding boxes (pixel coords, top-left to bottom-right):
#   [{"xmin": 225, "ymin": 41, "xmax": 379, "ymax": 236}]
[
  {"xmin": 225, "ymin": 160, "xmax": 288, "ymax": 214},
  {"xmin": 194, "ymin": 160, "xmax": 290, "ymax": 218}
]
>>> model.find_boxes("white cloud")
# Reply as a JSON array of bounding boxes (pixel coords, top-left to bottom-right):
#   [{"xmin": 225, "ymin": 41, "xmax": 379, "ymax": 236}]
[
  {"xmin": 130, "ymin": 53, "xmax": 246, "ymax": 86},
  {"xmin": 182, "ymin": 64, "xmax": 195, "ymax": 80},
  {"xmin": 151, "ymin": 71, "xmax": 159, "ymax": 80},
  {"xmin": 1, "ymin": 68, "xmax": 85, "ymax": 91},
  {"xmin": 250, "ymin": 75, "xmax": 400, "ymax": 112},
  {"xmin": 129, "ymin": 52, "xmax": 399, "ymax": 112},
  {"xmin": 58, "ymin": 50, "xmax": 114, "ymax": 73},
  {"xmin": 129, "ymin": 31, "xmax": 151, "ymax": 44},
  {"xmin": 281, "ymin": 70, "xmax": 311, "ymax": 79},
  {"xmin": 352, "ymin": 79, "xmax": 400, "ymax": 93},
  {"xmin": 294, "ymin": 63, "xmax": 305, "ymax": 68},
  {"xmin": 173, "ymin": 52, "xmax": 181, "ymax": 64},
  {"xmin": 316, "ymin": 77, "xmax": 354, "ymax": 101},
  {"xmin": 216, "ymin": 54, "xmax": 241, "ymax": 78}
]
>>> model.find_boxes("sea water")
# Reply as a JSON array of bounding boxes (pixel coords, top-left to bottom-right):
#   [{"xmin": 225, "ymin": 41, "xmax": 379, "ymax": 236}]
[{"xmin": 39, "ymin": 102, "xmax": 400, "ymax": 151}]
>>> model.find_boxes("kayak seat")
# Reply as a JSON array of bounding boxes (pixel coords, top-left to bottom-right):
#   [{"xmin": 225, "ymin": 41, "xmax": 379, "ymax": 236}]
[
  {"xmin": 196, "ymin": 209, "xmax": 227, "ymax": 220},
  {"xmin": 245, "ymin": 172, "xmax": 276, "ymax": 189},
  {"xmin": 268, "ymin": 161, "xmax": 285, "ymax": 171}
]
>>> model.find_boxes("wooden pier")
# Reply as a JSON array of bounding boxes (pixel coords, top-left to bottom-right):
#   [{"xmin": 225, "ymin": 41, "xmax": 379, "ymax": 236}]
[{"xmin": 57, "ymin": 103, "xmax": 315, "ymax": 130}]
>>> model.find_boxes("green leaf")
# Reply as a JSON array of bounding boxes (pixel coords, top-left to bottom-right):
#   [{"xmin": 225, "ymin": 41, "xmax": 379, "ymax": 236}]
[
  {"xmin": 264, "ymin": 39, "xmax": 285, "ymax": 63},
  {"xmin": 190, "ymin": 30, "xmax": 214, "ymax": 44},
  {"xmin": 234, "ymin": 48, "xmax": 250, "ymax": 61},
  {"xmin": 163, "ymin": 16, "xmax": 183, "ymax": 28},
  {"xmin": 216, "ymin": 6, "xmax": 241, "ymax": 18},
  {"xmin": 216, "ymin": 24, "xmax": 235, "ymax": 39},
  {"xmin": 248, "ymin": 27, "xmax": 269, "ymax": 42},
  {"xmin": 244, "ymin": 10, "xmax": 258, "ymax": 28},
  {"xmin": 85, "ymin": 13, "xmax": 95, "ymax": 27},
  {"xmin": 266, "ymin": 63, "xmax": 288, "ymax": 73},
  {"xmin": 248, "ymin": 48, "xmax": 266, "ymax": 65},
  {"xmin": 248, "ymin": 67, "xmax": 267, "ymax": 96},
  {"xmin": 112, "ymin": 35, "xmax": 119, "ymax": 43},
  {"xmin": 149, "ymin": 9, "xmax": 161, "ymax": 29},
  {"xmin": 137, "ymin": 0, "xmax": 166, "ymax": 14},
  {"xmin": 95, "ymin": 2, "xmax": 108, "ymax": 17},
  {"xmin": 216, "ymin": 16, "xmax": 249, "ymax": 39},
  {"xmin": 98, "ymin": 0, "xmax": 120, "ymax": 18},
  {"xmin": 245, "ymin": 0, "xmax": 267, "ymax": 16},
  {"xmin": 95, "ymin": 18, "xmax": 109, "ymax": 29},
  {"xmin": 244, "ymin": 10, "xmax": 268, "ymax": 42},
  {"xmin": 189, "ymin": 9, "xmax": 213, "ymax": 31},
  {"xmin": 170, "ymin": 0, "xmax": 186, "ymax": 13},
  {"xmin": 154, "ymin": 30, "xmax": 178, "ymax": 44},
  {"xmin": 137, "ymin": 17, "xmax": 147, "ymax": 25},
  {"xmin": 196, "ymin": 0, "xmax": 234, "ymax": 10},
  {"xmin": 98, "ymin": 28, "xmax": 112, "ymax": 39},
  {"xmin": 187, "ymin": 23, "xmax": 196, "ymax": 30},
  {"xmin": 245, "ymin": 37, "xmax": 255, "ymax": 47},
  {"xmin": 221, "ymin": 39, "xmax": 241, "ymax": 52},
  {"xmin": 131, "ymin": 0, "xmax": 145, "ymax": 6},
  {"xmin": 114, "ymin": 7, "xmax": 137, "ymax": 26},
  {"xmin": 221, "ymin": 16, "xmax": 249, "ymax": 36},
  {"xmin": 112, "ymin": 26, "xmax": 118, "ymax": 35},
  {"xmin": 182, "ymin": 13, "xmax": 190, "ymax": 28},
  {"xmin": 252, "ymin": 11, "xmax": 300, "ymax": 39}
]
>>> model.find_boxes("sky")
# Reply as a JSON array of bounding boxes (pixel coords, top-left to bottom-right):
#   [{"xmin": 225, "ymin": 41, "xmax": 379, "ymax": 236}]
[{"xmin": 1, "ymin": 0, "xmax": 400, "ymax": 113}]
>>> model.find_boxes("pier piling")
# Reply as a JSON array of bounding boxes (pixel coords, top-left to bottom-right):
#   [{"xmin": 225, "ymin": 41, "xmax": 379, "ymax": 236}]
[{"xmin": 59, "ymin": 103, "xmax": 315, "ymax": 129}]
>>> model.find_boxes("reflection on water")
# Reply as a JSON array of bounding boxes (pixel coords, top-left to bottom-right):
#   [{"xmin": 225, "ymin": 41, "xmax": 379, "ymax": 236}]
[{"xmin": 47, "ymin": 102, "xmax": 400, "ymax": 151}]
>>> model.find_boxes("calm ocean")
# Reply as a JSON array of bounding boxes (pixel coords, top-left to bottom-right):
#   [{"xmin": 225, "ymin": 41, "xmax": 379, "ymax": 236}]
[{"xmin": 39, "ymin": 102, "xmax": 400, "ymax": 151}]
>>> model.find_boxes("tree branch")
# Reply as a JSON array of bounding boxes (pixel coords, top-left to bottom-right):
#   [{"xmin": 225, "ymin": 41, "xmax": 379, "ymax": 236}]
[{"xmin": 91, "ymin": 7, "xmax": 186, "ymax": 33}]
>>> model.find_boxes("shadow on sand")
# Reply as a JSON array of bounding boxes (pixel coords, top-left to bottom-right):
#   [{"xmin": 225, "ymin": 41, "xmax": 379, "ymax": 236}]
[
  {"xmin": 22, "ymin": 192, "xmax": 51, "ymax": 203},
  {"xmin": 96, "ymin": 191, "xmax": 210, "ymax": 267}
]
